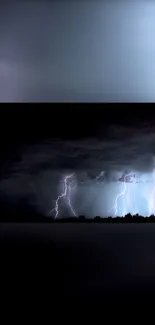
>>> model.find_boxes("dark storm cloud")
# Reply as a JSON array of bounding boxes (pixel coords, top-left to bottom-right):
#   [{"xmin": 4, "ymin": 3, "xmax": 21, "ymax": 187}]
[
  {"xmin": 4, "ymin": 126, "xmax": 155, "ymax": 180},
  {"xmin": 1, "ymin": 0, "xmax": 155, "ymax": 101},
  {"xmin": 1, "ymin": 124, "xmax": 155, "ymax": 217}
]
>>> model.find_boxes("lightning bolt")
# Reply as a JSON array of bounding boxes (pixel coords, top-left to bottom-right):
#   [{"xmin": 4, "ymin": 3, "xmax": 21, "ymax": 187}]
[
  {"xmin": 109, "ymin": 182, "xmax": 127, "ymax": 217},
  {"xmin": 49, "ymin": 174, "xmax": 77, "ymax": 219},
  {"xmin": 67, "ymin": 182, "xmax": 77, "ymax": 217},
  {"xmin": 109, "ymin": 173, "xmax": 133, "ymax": 217}
]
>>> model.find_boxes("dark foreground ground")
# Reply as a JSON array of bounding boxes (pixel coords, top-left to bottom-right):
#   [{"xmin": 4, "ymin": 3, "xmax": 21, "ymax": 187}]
[{"xmin": 1, "ymin": 223, "xmax": 155, "ymax": 298}]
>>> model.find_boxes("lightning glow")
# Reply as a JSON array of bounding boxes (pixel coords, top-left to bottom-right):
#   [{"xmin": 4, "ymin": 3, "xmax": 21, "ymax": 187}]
[
  {"xmin": 109, "ymin": 173, "xmax": 134, "ymax": 217},
  {"xmin": 67, "ymin": 183, "xmax": 77, "ymax": 217},
  {"xmin": 46, "ymin": 157, "xmax": 155, "ymax": 218},
  {"xmin": 49, "ymin": 174, "xmax": 77, "ymax": 218}
]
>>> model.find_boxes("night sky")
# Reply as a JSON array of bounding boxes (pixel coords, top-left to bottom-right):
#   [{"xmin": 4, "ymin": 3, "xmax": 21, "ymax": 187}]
[
  {"xmin": 1, "ymin": 1, "xmax": 155, "ymax": 218},
  {"xmin": 0, "ymin": 107, "xmax": 155, "ymax": 218}
]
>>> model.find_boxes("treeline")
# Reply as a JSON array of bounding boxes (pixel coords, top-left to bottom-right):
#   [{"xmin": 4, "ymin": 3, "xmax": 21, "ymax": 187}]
[
  {"xmin": 49, "ymin": 214, "xmax": 155, "ymax": 223},
  {"xmin": 1, "ymin": 207, "xmax": 155, "ymax": 223}
]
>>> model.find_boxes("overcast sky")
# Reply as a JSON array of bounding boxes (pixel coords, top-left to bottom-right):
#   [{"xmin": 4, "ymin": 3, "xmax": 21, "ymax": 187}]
[{"xmin": 0, "ymin": 0, "xmax": 155, "ymax": 101}]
